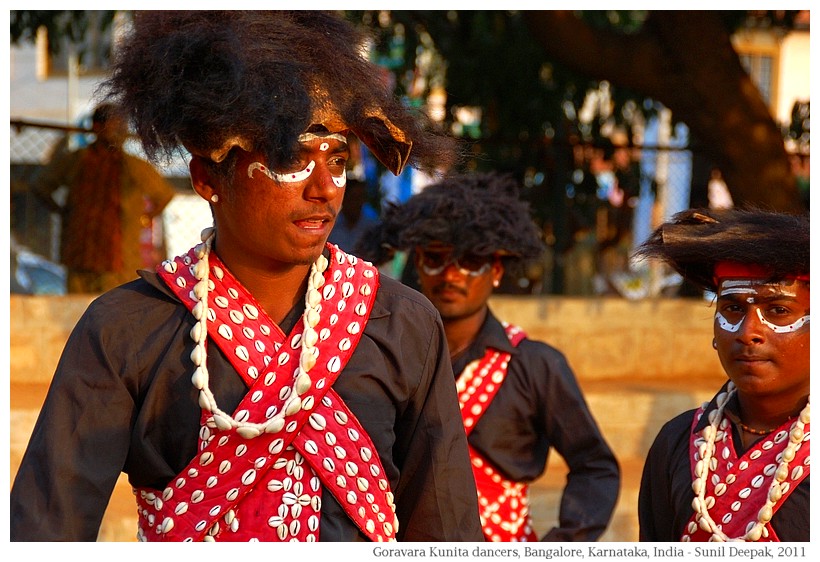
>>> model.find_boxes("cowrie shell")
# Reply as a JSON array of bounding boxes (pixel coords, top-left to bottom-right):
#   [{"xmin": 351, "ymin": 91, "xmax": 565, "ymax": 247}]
[
  {"xmin": 328, "ymin": 356, "xmax": 342, "ymax": 373},
  {"xmin": 160, "ymin": 517, "xmax": 174, "ymax": 534},
  {"xmin": 265, "ymin": 418, "xmax": 285, "ymax": 434},
  {"xmin": 268, "ymin": 438, "xmax": 285, "ymax": 455},
  {"xmin": 237, "ymin": 426, "xmax": 261, "ymax": 439},
  {"xmin": 242, "ymin": 469, "xmax": 257, "ymax": 486},
  {"xmin": 309, "ymin": 413, "xmax": 327, "ymax": 431}
]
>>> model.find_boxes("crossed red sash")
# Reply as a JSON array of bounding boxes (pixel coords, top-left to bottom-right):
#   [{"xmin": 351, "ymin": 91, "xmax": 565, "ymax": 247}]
[
  {"xmin": 135, "ymin": 244, "xmax": 398, "ymax": 542},
  {"xmin": 682, "ymin": 404, "xmax": 810, "ymax": 541},
  {"xmin": 456, "ymin": 323, "xmax": 537, "ymax": 542}
]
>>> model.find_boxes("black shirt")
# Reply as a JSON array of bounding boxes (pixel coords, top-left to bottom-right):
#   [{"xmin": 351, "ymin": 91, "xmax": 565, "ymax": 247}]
[
  {"xmin": 10, "ymin": 265, "xmax": 483, "ymax": 542},
  {"xmin": 454, "ymin": 310, "xmax": 621, "ymax": 541}
]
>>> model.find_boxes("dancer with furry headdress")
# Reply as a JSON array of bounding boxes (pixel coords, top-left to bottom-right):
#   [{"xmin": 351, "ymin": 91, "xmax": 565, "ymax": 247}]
[
  {"xmin": 357, "ymin": 172, "xmax": 621, "ymax": 541},
  {"xmin": 635, "ymin": 208, "xmax": 810, "ymax": 542},
  {"xmin": 10, "ymin": 11, "xmax": 482, "ymax": 542}
]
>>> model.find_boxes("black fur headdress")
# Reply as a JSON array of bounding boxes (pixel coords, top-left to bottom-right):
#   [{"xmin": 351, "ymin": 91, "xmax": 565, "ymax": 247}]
[
  {"xmin": 100, "ymin": 11, "xmax": 457, "ymax": 175},
  {"xmin": 356, "ymin": 172, "xmax": 545, "ymax": 267},
  {"xmin": 633, "ymin": 208, "xmax": 810, "ymax": 292}
]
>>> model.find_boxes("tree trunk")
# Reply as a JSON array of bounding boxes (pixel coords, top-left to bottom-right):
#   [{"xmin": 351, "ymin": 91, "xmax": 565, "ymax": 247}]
[{"xmin": 526, "ymin": 10, "xmax": 803, "ymax": 213}]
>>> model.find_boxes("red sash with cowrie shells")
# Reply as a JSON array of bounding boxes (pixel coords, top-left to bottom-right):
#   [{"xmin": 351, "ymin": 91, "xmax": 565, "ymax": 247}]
[
  {"xmin": 682, "ymin": 405, "xmax": 810, "ymax": 542},
  {"xmin": 135, "ymin": 244, "xmax": 398, "ymax": 542},
  {"xmin": 457, "ymin": 323, "xmax": 537, "ymax": 542}
]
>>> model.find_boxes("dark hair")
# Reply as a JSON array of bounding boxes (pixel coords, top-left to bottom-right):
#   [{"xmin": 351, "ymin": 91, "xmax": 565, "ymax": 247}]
[
  {"xmin": 100, "ymin": 11, "xmax": 459, "ymax": 175},
  {"xmin": 633, "ymin": 207, "xmax": 810, "ymax": 292},
  {"xmin": 91, "ymin": 102, "xmax": 117, "ymax": 125},
  {"xmin": 356, "ymin": 172, "xmax": 544, "ymax": 268}
]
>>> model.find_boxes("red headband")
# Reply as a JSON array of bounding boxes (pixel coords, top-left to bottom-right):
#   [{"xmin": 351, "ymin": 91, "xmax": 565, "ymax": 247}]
[{"xmin": 714, "ymin": 261, "xmax": 809, "ymax": 284}]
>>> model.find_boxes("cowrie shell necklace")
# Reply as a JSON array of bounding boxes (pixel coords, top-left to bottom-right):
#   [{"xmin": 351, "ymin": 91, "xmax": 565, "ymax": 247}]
[
  {"xmin": 690, "ymin": 381, "xmax": 810, "ymax": 541},
  {"xmin": 188, "ymin": 227, "xmax": 328, "ymax": 439}
]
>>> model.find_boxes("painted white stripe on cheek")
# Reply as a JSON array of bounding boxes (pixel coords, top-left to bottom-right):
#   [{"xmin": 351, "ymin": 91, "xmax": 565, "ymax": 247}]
[
  {"xmin": 715, "ymin": 312, "xmax": 742, "ymax": 333},
  {"xmin": 333, "ymin": 169, "xmax": 347, "ymax": 188}
]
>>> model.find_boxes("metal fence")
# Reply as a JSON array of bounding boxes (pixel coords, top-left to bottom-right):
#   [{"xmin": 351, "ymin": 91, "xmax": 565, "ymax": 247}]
[{"xmin": 9, "ymin": 119, "xmax": 807, "ymax": 297}]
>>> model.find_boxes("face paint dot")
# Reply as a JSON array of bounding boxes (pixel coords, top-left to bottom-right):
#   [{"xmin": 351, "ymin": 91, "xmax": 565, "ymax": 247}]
[{"xmin": 320, "ymin": 142, "xmax": 329, "ymax": 151}]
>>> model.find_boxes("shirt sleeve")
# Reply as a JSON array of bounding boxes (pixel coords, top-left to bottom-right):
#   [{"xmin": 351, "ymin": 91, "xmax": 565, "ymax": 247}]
[
  {"xmin": 389, "ymin": 301, "xmax": 484, "ymax": 541},
  {"xmin": 531, "ymin": 344, "xmax": 621, "ymax": 541},
  {"xmin": 10, "ymin": 300, "xmax": 137, "ymax": 541},
  {"xmin": 637, "ymin": 410, "xmax": 698, "ymax": 542}
]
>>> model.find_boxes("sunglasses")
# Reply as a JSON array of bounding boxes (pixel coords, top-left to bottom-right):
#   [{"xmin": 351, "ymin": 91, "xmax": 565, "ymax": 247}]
[{"xmin": 417, "ymin": 250, "xmax": 493, "ymax": 277}]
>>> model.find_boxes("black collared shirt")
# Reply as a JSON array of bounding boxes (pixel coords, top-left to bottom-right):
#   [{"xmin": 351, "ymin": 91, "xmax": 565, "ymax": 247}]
[
  {"xmin": 453, "ymin": 309, "xmax": 621, "ymax": 541},
  {"xmin": 10, "ymin": 265, "xmax": 483, "ymax": 542},
  {"xmin": 638, "ymin": 382, "xmax": 810, "ymax": 541}
]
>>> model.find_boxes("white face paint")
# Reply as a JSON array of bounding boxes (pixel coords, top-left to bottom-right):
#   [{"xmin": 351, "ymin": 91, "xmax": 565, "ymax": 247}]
[
  {"xmin": 755, "ymin": 307, "xmax": 810, "ymax": 333},
  {"xmin": 715, "ymin": 311, "xmax": 743, "ymax": 333},
  {"xmin": 715, "ymin": 279, "xmax": 810, "ymax": 334},
  {"xmin": 246, "ymin": 132, "xmax": 348, "ymax": 187}
]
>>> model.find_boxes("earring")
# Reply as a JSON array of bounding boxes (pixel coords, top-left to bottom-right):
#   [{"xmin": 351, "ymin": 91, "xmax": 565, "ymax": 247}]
[
  {"xmin": 493, "ymin": 279, "xmax": 500, "ymax": 288},
  {"xmin": 210, "ymin": 194, "xmax": 219, "ymax": 203},
  {"xmin": 712, "ymin": 339, "xmax": 717, "ymax": 349}
]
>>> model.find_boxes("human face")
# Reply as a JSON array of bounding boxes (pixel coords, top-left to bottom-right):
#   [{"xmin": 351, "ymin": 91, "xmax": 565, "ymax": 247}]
[
  {"xmin": 713, "ymin": 278, "xmax": 810, "ymax": 400},
  {"xmin": 212, "ymin": 132, "xmax": 349, "ymax": 269},
  {"xmin": 415, "ymin": 245, "xmax": 502, "ymax": 322}
]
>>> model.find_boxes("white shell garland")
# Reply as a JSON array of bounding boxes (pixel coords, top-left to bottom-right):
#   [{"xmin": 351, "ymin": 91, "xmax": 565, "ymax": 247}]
[
  {"xmin": 189, "ymin": 227, "xmax": 328, "ymax": 437},
  {"xmin": 690, "ymin": 381, "xmax": 810, "ymax": 542}
]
